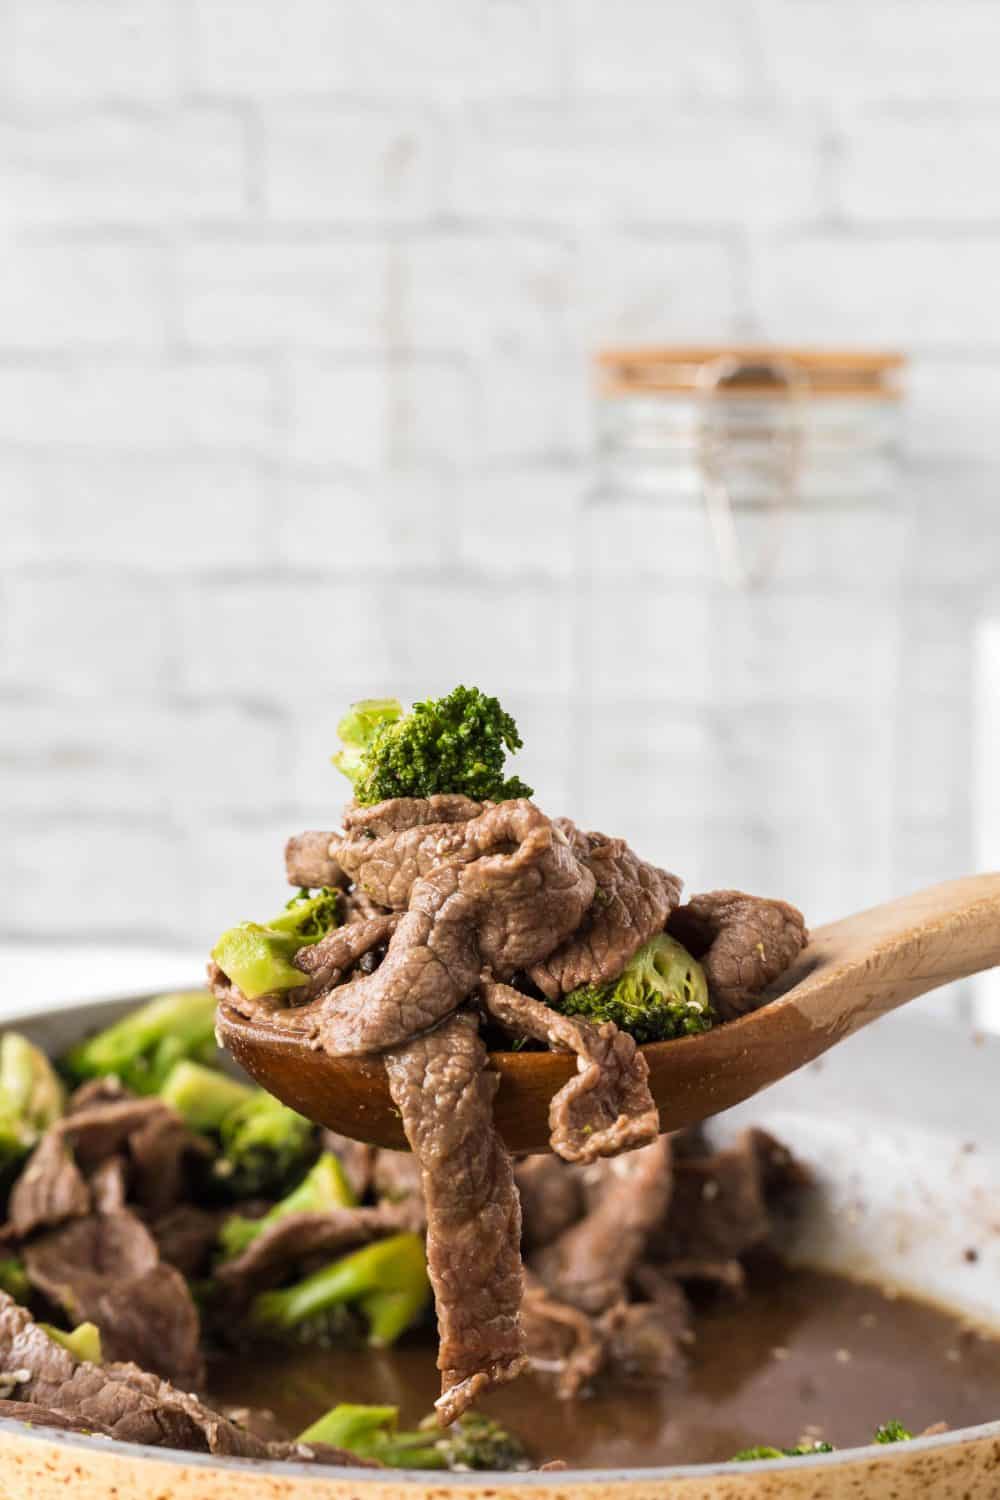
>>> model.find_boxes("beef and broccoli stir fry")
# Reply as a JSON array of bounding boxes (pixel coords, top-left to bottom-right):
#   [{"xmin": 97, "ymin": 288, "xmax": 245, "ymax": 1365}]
[
  {"xmin": 208, "ymin": 686, "xmax": 808, "ymax": 1424},
  {"xmin": 0, "ymin": 686, "xmax": 830, "ymax": 1470}
]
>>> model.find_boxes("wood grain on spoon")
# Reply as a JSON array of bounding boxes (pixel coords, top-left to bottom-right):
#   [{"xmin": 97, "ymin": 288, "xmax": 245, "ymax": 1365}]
[{"xmin": 217, "ymin": 873, "xmax": 1000, "ymax": 1155}]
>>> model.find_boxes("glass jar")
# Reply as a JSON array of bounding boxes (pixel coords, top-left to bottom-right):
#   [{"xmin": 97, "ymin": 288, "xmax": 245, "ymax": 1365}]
[{"xmin": 573, "ymin": 346, "xmax": 906, "ymax": 926}]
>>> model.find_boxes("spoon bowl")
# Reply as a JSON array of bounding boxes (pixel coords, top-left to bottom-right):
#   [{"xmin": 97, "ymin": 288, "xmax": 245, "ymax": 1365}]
[{"xmin": 217, "ymin": 873, "xmax": 1000, "ymax": 1154}]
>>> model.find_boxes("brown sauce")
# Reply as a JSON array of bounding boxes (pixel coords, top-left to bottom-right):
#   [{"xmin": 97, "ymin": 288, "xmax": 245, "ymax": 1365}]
[{"xmin": 206, "ymin": 1260, "xmax": 1000, "ymax": 1469}]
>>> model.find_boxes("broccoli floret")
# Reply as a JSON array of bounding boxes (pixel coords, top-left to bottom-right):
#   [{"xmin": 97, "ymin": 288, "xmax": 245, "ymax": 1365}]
[
  {"xmin": 61, "ymin": 991, "xmax": 217, "ymax": 1095},
  {"xmin": 0, "ymin": 1032, "xmax": 65, "ymax": 1171},
  {"xmin": 297, "ymin": 1405, "xmax": 528, "ymax": 1472},
  {"xmin": 219, "ymin": 1151, "xmax": 357, "ymax": 1260},
  {"xmin": 159, "ymin": 1060, "xmax": 255, "ymax": 1132},
  {"xmin": 333, "ymin": 685, "xmax": 533, "ymax": 806},
  {"xmin": 211, "ymin": 888, "xmax": 340, "ymax": 1001},
  {"xmin": 731, "ymin": 1441, "xmax": 834, "ymax": 1462},
  {"xmin": 250, "ymin": 1231, "xmax": 430, "ymax": 1349},
  {"xmin": 554, "ymin": 932, "xmax": 713, "ymax": 1044},
  {"xmin": 875, "ymin": 1421, "xmax": 913, "ymax": 1444},
  {"xmin": 213, "ymin": 1090, "xmax": 316, "ymax": 1198},
  {"xmin": 0, "ymin": 1258, "xmax": 30, "ymax": 1303},
  {"xmin": 41, "ymin": 1322, "xmax": 103, "ymax": 1365}
]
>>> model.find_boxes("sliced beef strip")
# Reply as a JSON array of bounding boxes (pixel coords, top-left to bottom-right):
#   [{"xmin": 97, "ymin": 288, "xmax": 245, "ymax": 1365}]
[
  {"xmin": 650, "ymin": 1128, "xmax": 808, "ymax": 1265},
  {"xmin": 515, "ymin": 1156, "xmax": 584, "ymax": 1253},
  {"xmin": 294, "ymin": 912, "xmax": 401, "ymax": 995},
  {"xmin": 126, "ymin": 1108, "xmax": 214, "ymax": 1219},
  {"xmin": 529, "ymin": 827, "xmax": 682, "ymax": 999},
  {"xmin": 530, "ymin": 1137, "xmax": 672, "ymax": 1314},
  {"xmin": 284, "ymin": 830, "xmax": 348, "ymax": 890},
  {"xmin": 667, "ymin": 890, "xmax": 808, "ymax": 1021},
  {"xmin": 8, "ymin": 1134, "xmax": 90, "ymax": 1239},
  {"xmin": 67, "ymin": 1077, "xmax": 131, "ymax": 1112},
  {"xmin": 0, "ymin": 1292, "xmax": 363, "ymax": 1464},
  {"xmin": 384, "ymin": 1010, "xmax": 527, "ymax": 1425},
  {"xmin": 215, "ymin": 1202, "xmax": 420, "ymax": 1304},
  {"xmin": 596, "ymin": 1290, "xmax": 689, "ymax": 1385},
  {"xmin": 150, "ymin": 1204, "xmax": 228, "ymax": 1279},
  {"xmin": 336, "ymin": 795, "xmax": 484, "ymax": 909},
  {"xmin": 285, "ymin": 802, "xmax": 595, "ymax": 1056},
  {"xmin": 480, "ymin": 981, "xmax": 658, "ymax": 1164},
  {"xmin": 24, "ymin": 1211, "xmax": 205, "ymax": 1387},
  {"xmin": 0, "ymin": 1398, "xmax": 117, "ymax": 1437}
]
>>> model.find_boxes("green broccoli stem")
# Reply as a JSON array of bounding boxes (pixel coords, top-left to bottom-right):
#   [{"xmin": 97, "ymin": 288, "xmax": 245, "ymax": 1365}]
[
  {"xmin": 0, "ymin": 1258, "xmax": 30, "ymax": 1302},
  {"xmin": 41, "ymin": 1322, "xmax": 103, "ymax": 1364},
  {"xmin": 297, "ymin": 1403, "xmax": 446, "ymax": 1469},
  {"xmin": 250, "ymin": 1232, "xmax": 429, "ymax": 1347},
  {"xmin": 159, "ymin": 1060, "xmax": 254, "ymax": 1132},
  {"xmin": 61, "ymin": 991, "xmax": 217, "ymax": 1094},
  {"xmin": 0, "ymin": 1033, "xmax": 65, "ymax": 1143},
  {"xmin": 219, "ymin": 1152, "xmax": 357, "ymax": 1260}
]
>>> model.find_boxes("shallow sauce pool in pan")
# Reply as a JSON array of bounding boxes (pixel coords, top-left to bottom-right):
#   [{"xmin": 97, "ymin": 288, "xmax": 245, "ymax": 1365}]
[{"xmin": 206, "ymin": 1259, "xmax": 1000, "ymax": 1469}]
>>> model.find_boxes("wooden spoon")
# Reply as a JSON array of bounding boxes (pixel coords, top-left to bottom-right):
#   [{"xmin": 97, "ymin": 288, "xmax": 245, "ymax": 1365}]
[{"xmin": 217, "ymin": 873, "xmax": 1000, "ymax": 1154}]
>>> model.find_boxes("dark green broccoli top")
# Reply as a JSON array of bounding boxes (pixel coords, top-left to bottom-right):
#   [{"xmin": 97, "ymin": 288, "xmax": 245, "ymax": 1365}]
[{"xmin": 333, "ymin": 685, "xmax": 533, "ymax": 805}]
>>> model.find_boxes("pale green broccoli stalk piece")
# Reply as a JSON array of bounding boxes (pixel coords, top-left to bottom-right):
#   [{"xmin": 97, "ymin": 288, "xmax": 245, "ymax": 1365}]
[
  {"xmin": 875, "ymin": 1421, "xmax": 913, "ymax": 1444},
  {"xmin": 0, "ymin": 1258, "xmax": 30, "ymax": 1303},
  {"xmin": 334, "ymin": 685, "xmax": 533, "ymax": 806},
  {"xmin": 731, "ymin": 1441, "xmax": 834, "ymax": 1461},
  {"xmin": 219, "ymin": 1152, "xmax": 357, "ymax": 1260},
  {"xmin": 41, "ymin": 1322, "xmax": 103, "ymax": 1364},
  {"xmin": 250, "ymin": 1232, "xmax": 430, "ymax": 1349},
  {"xmin": 211, "ymin": 887, "xmax": 340, "ymax": 1001},
  {"xmin": 159, "ymin": 1060, "xmax": 254, "ymax": 1132},
  {"xmin": 213, "ymin": 1090, "xmax": 316, "ymax": 1198},
  {"xmin": 61, "ymin": 991, "xmax": 217, "ymax": 1095},
  {"xmin": 297, "ymin": 1405, "xmax": 528, "ymax": 1472},
  {"xmin": 332, "ymin": 699, "xmax": 404, "ymax": 788},
  {"xmin": 554, "ymin": 932, "xmax": 713, "ymax": 1045},
  {"xmin": 0, "ymin": 1032, "xmax": 66, "ymax": 1168}
]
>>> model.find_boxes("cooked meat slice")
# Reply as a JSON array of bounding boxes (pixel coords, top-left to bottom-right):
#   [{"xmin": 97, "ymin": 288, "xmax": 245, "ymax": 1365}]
[
  {"xmin": 321, "ymin": 1131, "xmax": 377, "ymax": 1201},
  {"xmin": 8, "ymin": 1134, "xmax": 90, "ymax": 1239},
  {"xmin": 150, "ymin": 1205, "xmax": 227, "ymax": 1279},
  {"xmin": 95, "ymin": 1265, "xmax": 204, "ymax": 1387},
  {"xmin": 126, "ymin": 1109, "xmax": 214, "ymax": 1219},
  {"xmin": 521, "ymin": 1271, "xmax": 604, "ymax": 1399},
  {"xmin": 67, "ymin": 1077, "xmax": 132, "ymax": 1112},
  {"xmin": 284, "ymin": 831, "xmax": 347, "ymax": 890},
  {"xmin": 288, "ymin": 802, "xmax": 594, "ymax": 1056},
  {"xmin": 337, "ymin": 795, "xmax": 484, "ymax": 909},
  {"xmin": 0, "ymin": 1398, "xmax": 116, "ymax": 1437},
  {"xmin": 0, "ymin": 1292, "xmax": 361, "ymax": 1463},
  {"xmin": 515, "ymin": 1156, "xmax": 584, "ymax": 1253},
  {"xmin": 294, "ymin": 912, "xmax": 401, "ymax": 994},
  {"xmin": 651, "ymin": 1128, "xmax": 808, "ymax": 1264},
  {"xmin": 384, "ymin": 1011, "xmax": 527, "ymax": 1425},
  {"xmin": 529, "ymin": 827, "xmax": 682, "ymax": 999},
  {"xmin": 480, "ymin": 981, "xmax": 658, "ymax": 1164},
  {"xmin": 24, "ymin": 1212, "xmax": 204, "ymax": 1387},
  {"xmin": 667, "ymin": 890, "xmax": 808, "ymax": 1020},
  {"xmin": 215, "ymin": 1203, "xmax": 419, "ymax": 1303},
  {"xmin": 530, "ymin": 1138, "xmax": 672, "ymax": 1314}
]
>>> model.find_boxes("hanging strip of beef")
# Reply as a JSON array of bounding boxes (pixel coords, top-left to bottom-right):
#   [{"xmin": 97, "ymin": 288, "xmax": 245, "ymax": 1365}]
[
  {"xmin": 480, "ymin": 980, "xmax": 658, "ymax": 1163},
  {"xmin": 530, "ymin": 825, "xmax": 682, "ymax": 999},
  {"xmin": 384, "ymin": 1010, "xmax": 527, "ymax": 1425},
  {"xmin": 667, "ymin": 890, "xmax": 808, "ymax": 1021}
]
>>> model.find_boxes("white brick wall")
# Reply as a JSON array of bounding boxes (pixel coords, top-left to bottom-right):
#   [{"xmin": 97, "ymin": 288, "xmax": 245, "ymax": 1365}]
[{"xmin": 1, "ymin": 0, "xmax": 998, "ymax": 961}]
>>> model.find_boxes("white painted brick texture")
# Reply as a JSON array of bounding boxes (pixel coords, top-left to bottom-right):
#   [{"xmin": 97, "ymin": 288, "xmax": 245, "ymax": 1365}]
[{"xmin": 0, "ymin": 0, "xmax": 998, "ymax": 951}]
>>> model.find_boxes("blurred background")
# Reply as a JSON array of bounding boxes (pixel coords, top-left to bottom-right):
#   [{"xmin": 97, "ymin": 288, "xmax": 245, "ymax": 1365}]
[{"xmin": 2, "ymin": 0, "xmax": 999, "ymax": 1019}]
